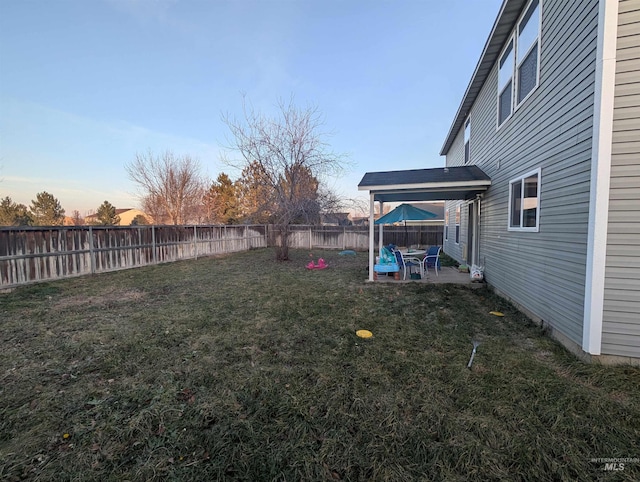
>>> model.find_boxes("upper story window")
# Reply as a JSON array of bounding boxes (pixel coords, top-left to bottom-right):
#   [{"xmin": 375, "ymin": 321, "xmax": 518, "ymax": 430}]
[
  {"xmin": 498, "ymin": 40, "xmax": 514, "ymax": 125},
  {"xmin": 464, "ymin": 118, "xmax": 471, "ymax": 163},
  {"xmin": 508, "ymin": 168, "xmax": 541, "ymax": 231},
  {"xmin": 498, "ymin": 0, "xmax": 541, "ymax": 127},
  {"xmin": 517, "ymin": 0, "xmax": 540, "ymax": 102}
]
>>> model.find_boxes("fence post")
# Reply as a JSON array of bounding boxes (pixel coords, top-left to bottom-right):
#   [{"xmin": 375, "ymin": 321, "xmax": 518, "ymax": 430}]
[
  {"xmin": 245, "ymin": 225, "xmax": 248, "ymax": 250},
  {"xmin": 309, "ymin": 226, "xmax": 312, "ymax": 250},
  {"xmin": 88, "ymin": 226, "xmax": 96, "ymax": 274},
  {"xmin": 193, "ymin": 225, "xmax": 198, "ymax": 260},
  {"xmin": 152, "ymin": 225, "xmax": 157, "ymax": 264}
]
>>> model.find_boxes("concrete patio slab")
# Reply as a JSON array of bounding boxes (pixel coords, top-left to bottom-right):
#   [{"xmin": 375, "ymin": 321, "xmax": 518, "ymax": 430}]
[{"xmin": 373, "ymin": 266, "xmax": 485, "ymax": 288}]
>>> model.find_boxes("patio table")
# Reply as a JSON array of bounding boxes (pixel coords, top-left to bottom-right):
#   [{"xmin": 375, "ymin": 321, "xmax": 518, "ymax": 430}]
[
  {"xmin": 400, "ymin": 249, "xmax": 426, "ymax": 257},
  {"xmin": 398, "ymin": 249, "xmax": 427, "ymax": 278}
]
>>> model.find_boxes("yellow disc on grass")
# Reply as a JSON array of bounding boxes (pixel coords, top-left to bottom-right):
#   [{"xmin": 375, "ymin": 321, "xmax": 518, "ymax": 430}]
[
  {"xmin": 356, "ymin": 330, "xmax": 373, "ymax": 338},
  {"xmin": 489, "ymin": 311, "xmax": 505, "ymax": 317}
]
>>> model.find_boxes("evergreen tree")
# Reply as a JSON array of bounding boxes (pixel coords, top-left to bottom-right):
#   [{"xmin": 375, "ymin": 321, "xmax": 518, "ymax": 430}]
[
  {"xmin": 204, "ymin": 173, "xmax": 241, "ymax": 224},
  {"xmin": 130, "ymin": 214, "xmax": 150, "ymax": 225},
  {"xmin": 0, "ymin": 196, "xmax": 33, "ymax": 226},
  {"xmin": 29, "ymin": 192, "xmax": 65, "ymax": 226},
  {"xmin": 95, "ymin": 201, "xmax": 121, "ymax": 225},
  {"xmin": 236, "ymin": 162, "xmax": 276, "ymax": 224}
]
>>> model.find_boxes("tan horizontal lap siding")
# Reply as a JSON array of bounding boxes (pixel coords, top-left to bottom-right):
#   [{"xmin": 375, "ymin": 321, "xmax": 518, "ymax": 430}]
[{"xmin": 602, "ymin": 0, "xmax": 640, "ymax": 358}]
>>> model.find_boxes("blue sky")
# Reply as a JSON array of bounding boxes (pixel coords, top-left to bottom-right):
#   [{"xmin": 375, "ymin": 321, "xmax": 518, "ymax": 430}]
[{"xmin": 0, "ymin": 0, "xmax": 502, "ymax": 215}]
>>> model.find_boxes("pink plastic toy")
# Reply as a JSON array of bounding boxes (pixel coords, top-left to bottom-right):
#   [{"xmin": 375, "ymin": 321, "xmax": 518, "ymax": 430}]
[{"xmin": 306, "ymin": 258, "xmax": 328, "ymax": 270}]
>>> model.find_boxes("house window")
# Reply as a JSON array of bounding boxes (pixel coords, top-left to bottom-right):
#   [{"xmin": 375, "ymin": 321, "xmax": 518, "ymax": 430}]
[
  {"xmin": 464, "ymin": 118, "xmax": 471, "ymax": 163},
  {"xmin": 445, "ymin": 209, "xmax": 449, "ymax": 241},
  {"xmin": 517, "ymin": 0, "xmax": 540, "ymax": 103},
  {"xmin": 498, "ymin": 39, "xmax": 514, "ymax": 126},
  {"xmin": 455, "ymin": 205, "xmax": 461, "ymax": 244},
  {"xmin": 508, "ymin": 168, "xmax": 541, "ymax": 231},
  {"xmin": 497, "ymin": 0, "xmax": 540, "ymax": 126}
]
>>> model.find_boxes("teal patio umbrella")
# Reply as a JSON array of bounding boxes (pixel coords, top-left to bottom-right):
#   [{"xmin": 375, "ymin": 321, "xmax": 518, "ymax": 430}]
[{"xmin": 375, "ymin": 203, "xmax": 437, "ymax": 246}]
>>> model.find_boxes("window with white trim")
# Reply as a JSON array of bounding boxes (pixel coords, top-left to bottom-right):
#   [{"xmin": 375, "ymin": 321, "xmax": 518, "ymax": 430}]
[
  {"xmin": 498, "ymin": 39, "xmax": 514, "ymax": 125},
  {"xmin": 455, "ymin": 205, "xmax": 461, "ymax": 244},
  {"xmin": 464, "ymin": 118, "xmax": 471, "ymax": 164},
  {"xmin": 508, "ymin": 168, "xmax": 541, "ymax": 231},
  {"xmin": 445, "ymin": 208, "xmax": 449, "ymax": 241},
  {"xmin": 517, "ymin": 0, "xmax": 540, "ymax": 102},
  {"xmin": 497, "ymin": 0, "xmax": 540, "ymax": 126}
]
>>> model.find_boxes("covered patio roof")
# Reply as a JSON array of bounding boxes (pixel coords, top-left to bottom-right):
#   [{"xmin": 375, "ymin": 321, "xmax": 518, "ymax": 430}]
[
  {"xmin": 358, "ymin": 165, "xmax": 491, "ymax": 203},
  {"xmin": 358, "ymin": 165, "xmax": 492, "ymax": 282}
]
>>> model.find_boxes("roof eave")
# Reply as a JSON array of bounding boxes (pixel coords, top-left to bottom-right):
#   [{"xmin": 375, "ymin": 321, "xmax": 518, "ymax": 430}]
[
  {"xmin": 439, "ymin": 0, "xmax": 527, "ymax": 156},
  {"xmin": 359, "ymin": 180, "xmax": 492, "ymax": 192}
]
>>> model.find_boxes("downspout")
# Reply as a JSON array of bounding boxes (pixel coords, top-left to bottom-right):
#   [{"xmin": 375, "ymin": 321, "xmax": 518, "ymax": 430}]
[
  {"xmin": 582, "ymin": 0, "xmax": 617, "ymax": 355},
  {"xmin": 477, "ymin": 197, "xmax": 482, "ymax": 267}
]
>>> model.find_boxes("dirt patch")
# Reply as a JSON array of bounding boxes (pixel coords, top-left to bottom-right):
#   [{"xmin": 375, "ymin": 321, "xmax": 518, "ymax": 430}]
[{"xmin": 53, "ymin": 289, "xmax": 145, "ymax": 311}]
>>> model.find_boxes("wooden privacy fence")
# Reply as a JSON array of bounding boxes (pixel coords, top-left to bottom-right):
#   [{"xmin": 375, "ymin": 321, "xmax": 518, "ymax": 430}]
[
  {"xmin": 287, "ymin": 225, "xmax": 443, "ymax": 251},
  {"xmin": 0, "ymin": 224, "xmax": 443, "ymax": 288},
  {"xmin": 0, "ymin": 225, "xmax": 268, "ymax": 288}
]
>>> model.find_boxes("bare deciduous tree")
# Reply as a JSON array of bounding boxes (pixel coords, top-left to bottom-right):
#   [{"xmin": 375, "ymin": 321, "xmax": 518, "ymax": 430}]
[
  {"xmin": 223, "ymin": 98, "xmax": 347, "ymax": 260},
  {"xmin": 71, "ymin": 210, "xmax": 84, "ymax": 226},
  {"xmin": 342, "ymin": 197, "xmax": 376, "ymax": 220},
  {"xmin": 126, "ymin": 150, "xmax": 205, "ymax": 225}
]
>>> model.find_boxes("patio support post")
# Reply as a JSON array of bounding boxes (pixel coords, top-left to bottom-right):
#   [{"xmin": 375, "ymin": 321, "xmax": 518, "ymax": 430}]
[
  {"xmin": 378, "ymin": 201, "xmax": 384, "ymax": 256},
  {"xmin": 368, "ymin": 193, "xmax": 375, "ymax": 281}
]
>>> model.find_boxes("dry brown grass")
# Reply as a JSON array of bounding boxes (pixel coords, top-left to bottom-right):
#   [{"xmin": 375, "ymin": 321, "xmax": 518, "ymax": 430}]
[{"xmin": 1, "ymin": 248, "xmax": 639, "ymax": 481}]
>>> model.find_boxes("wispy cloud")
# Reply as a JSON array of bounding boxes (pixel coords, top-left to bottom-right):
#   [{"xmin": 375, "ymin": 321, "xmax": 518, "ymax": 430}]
[
  {"xmin": 2, "ymin": 98, "xmax": 222, "ymax": 164},
  {"xmin": 1, "ymin": 99, "xmax": 222, "ymax": 212}
]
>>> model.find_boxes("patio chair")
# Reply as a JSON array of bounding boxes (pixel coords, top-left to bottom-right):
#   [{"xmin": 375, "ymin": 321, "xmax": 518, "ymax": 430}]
[
  {"xmin": 393, "ymin": 249, "xmax": 423, "ymax": 280},
  {"xmin": 422, "ymin": 246, "xmax": 442, "ymax": 277}
]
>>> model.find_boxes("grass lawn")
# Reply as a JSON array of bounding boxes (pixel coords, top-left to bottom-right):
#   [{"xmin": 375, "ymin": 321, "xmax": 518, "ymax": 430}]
[{"xmin": 1, "ymin": 248, "xmax": 639, "ymax": 481}]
